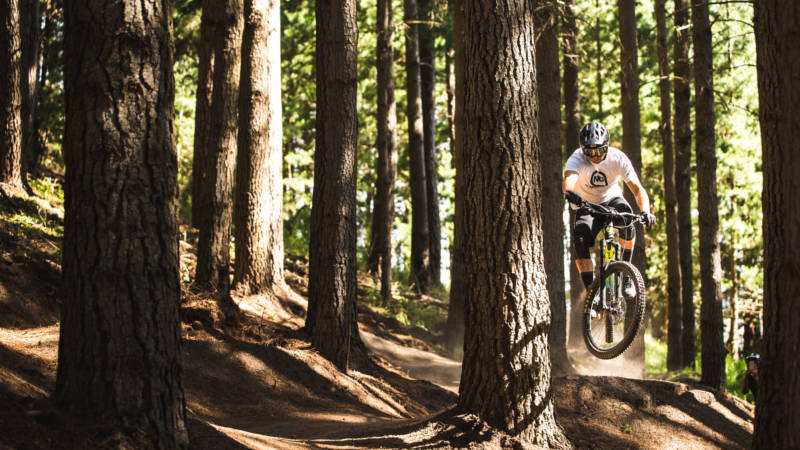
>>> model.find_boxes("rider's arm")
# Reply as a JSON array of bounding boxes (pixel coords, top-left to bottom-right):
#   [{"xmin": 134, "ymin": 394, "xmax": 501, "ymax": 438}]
[
  {"xmin": 625, "ymin": 179, "xmax": 651, "ymax": 214},
  {"xmin": 563, "ymin": 171, "xmax": 579, "ymax": 194}
]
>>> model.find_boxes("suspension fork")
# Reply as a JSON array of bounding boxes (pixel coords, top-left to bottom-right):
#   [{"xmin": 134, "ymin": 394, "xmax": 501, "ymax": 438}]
[{"xmin": 598, "ymin": 226, "xmax": 615, "ymax": 309}]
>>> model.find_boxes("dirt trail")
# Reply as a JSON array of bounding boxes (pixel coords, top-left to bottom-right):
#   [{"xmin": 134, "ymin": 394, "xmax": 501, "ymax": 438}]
[
  {"xmin": 0, "ymin": 251, "xmax": 753, "ymax": 449},
  {"xmin": 0, "ymin": 304, "xmax": 755, "ymax": 449},
  {"xmin": 360, "ymin": 330, "xmax": 461, "ymax": 393}
]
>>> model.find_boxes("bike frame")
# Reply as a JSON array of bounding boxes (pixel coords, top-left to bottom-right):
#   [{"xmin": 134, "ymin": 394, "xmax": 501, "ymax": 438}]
[
  {"xmin": 597, "ymin": 224, "xmax": 621, "ymax": 311},
  {"xmin": 580, "ymin": 201, "xmax": 641, "ymax": 315}
]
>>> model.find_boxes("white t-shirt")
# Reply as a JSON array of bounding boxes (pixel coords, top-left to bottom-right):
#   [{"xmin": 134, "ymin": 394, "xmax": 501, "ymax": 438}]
[{"xmin": 564, "ymin": 146, "xmax": 639, "ymax": 206}]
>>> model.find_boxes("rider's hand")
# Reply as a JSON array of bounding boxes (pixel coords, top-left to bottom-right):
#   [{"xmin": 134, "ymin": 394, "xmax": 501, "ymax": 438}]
[
  {"xmin": 642, "ymin": 212, "xmax": 657, "ymax": 227},
  {"xmin": 565, "ymin": 190, "xmax": 582, "ymax": 205}
]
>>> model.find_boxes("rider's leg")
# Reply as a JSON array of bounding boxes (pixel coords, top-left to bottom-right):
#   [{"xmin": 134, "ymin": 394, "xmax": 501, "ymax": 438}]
[
  {"xmin": 576, "ymin": 258, "xmax": 594, "ymax": 288},
  {"xmin": 620, "ymin": 235, "xmax": 634, "ymax": 262},
  {"xmin": 608, "ymin": 197, "xmax": 635, "ymax": 262},
  {"xmin": 573, "ymin": 211, "xmax": 599, "ymax": 289},
  {"xmin": 606, "ymin": 197, "xmax": 637, "ymax": 296}
]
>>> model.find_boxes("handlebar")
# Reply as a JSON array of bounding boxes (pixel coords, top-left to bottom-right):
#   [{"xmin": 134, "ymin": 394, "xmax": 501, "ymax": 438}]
[{"xmin": 567, "ymin": 196, "xmax": 649, "ymax": 227}]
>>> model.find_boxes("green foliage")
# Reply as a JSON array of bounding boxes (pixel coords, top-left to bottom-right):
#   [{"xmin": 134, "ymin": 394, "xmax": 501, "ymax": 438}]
[
  {"xmin": 362, "ymin": 284, "xmax": 446, "ymax": 334},
  {"xmin": 174, "ymin": 53, "xmax": 199, "ymax": 225},
  {"xmin": 574, "ymin": 0, "xmax": 623, "ymax": 130},
  {"xmin": 28, "ymin": 177, "xmax": 64, "ymax": 207},
  {"xmin": 35, "ymin": 2, "xmax": 65, "ymax": 172},
  {"xmin": 0, "ymin": 181, "xmax": 64, "ymax": 257},
  {"xmin": 623, "ymin": 0, "xmax": 764, "ymax": 341},
  {"xmin": 281, "ymin": 0, "xmax": 316, "ymax": 258},
  {"xmin": 726, "ymin": 355, "xmax": 754, "ymax": 403},
  {"xmin": 646, "ymin": 331, "xmax": 701, "ymax": 381},
  {"xmin": 646, "ymin": 333, "xmax": 754, "ymax": 402},
  {"xmin": 173, "ymin": 0, "xmax": 202, "ymax": 62}
]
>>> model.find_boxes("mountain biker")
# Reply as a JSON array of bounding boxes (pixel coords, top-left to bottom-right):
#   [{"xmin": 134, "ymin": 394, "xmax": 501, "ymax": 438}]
[{"xmin": 563, "ymin": 121, "xmax": 656, "ymax": 297}]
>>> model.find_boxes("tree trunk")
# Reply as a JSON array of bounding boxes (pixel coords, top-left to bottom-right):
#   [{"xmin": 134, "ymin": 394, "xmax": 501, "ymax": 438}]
[
  {"xmin": 367, "ymin": 0, "xmax": 398, "ymax": 304},
  {"xmin": 562, "ymin": 0, "xmax": 584, "ymax": 349},
  {"xmin": 444, "ymin": 0, "xmax": 465, "ymax": 358},
  {"xmin": 457, "ymin": 2, "xmax": 568, "ymax": 446},
  {"xmin": 725, "ymin": 242, "xmax": 738, "ymax": 353},
  {"xmin": 0, "ymin": 0, "xmax": 23, "ymax": 189},
  {"xmin": 445, "ymin": 1, "xmax": 455, "ymax": 164},
  {"xmin": 753, "ymin": 2, "xmax": 800, "ymax": 446},
  {"xmin": 674, "ymin": 0, "xmax": 695, "ymax": 369},
  {"xmin": 57, "ymin": 1, "xmax": 188, "ymax": 446},
  {"xmin": 194, "ymin": 0, "xmax": 243, "ymax": 294},
  {"xmin": 594, "ymin": 0, "xmax": 603, "ymax": 118},
  {"xmin": 192, "ymin": 3, "xmax": 216, "ymax": 228},
  {"xmin": 619, "ymin": 0, "xmax": 645, "ymax": 375},
  {"xmin": 404, "ymin": 0, "xmax": 431, "ymax": 294},
  {"xmin": 233, "ymin": 0, "xmax": 284, "ymax": 296},
  {"xmin": 419, "ymin": 0, "xmax": 441, "ymax": 288},
  {"xmin": 308, "ymin": 0, "xmax": 360, "ymax": 371},
  {"xmin": 535, "ymin": 0, "xmax": 569, "ymax": 376},
  {"xmin": 19, "ymin": 0, "xmax": 40, "ymax": 187},
  {"xmin": 656, "ymin": 0, "xmax": 683, "ymax": 371},
  {"xmin": 693, "ymin": 0, "xmax": 725, "ymax": 391},
  {"xmin": 32, "ymin": 1, "xmax": 57, "ymax": 176}
]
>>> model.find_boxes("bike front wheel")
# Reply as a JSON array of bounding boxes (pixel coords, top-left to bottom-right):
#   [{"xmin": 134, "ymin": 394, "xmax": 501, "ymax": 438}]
[{"xmin": 582, "ymin": 261, "xmax": 646, "ymax": 359}]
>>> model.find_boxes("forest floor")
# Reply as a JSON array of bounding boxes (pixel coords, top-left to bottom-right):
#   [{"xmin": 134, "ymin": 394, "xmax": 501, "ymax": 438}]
[{"xmin": 0, "ymin": 190, "xmax": 754, "ymax": 449}]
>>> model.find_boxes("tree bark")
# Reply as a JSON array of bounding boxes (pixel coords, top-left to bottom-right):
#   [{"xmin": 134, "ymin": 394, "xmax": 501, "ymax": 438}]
[
  {"xmin": 192, "ymin": 2, "xmax": 216, "ymax": 228},
  {"xmin": 725, "ymin": 241, "xmax": 738, "ymax": 353},
  {"xmin": 194, "ymin": 0, "xmax": 243, "ymax": 294},
  {"xmin": 444, "ymin": 0, "xmax": 465, "ymax": 358},
  {"xmin": 753, "ymin": 2, "xmax": 800, "ymax": 446},
  {"xmin": 619, "ymin": 0, "xmax": 645, "ymax": 375},
  {"xmin": 233, "ymin": 0, "xmax": 284, "ymax": 296},
  {"xmin": 367, "ymin": 0, "xmax": 398, "ymax": 304},
  {"xmin": 562, "ymin": 0, "xmax": 584, "ymax": 349},
  {"xmin": 419, "ymin": 0, "xmax": 441, "ymax": 288},
  {"xmin": 19, "ymin": 0, "xmax": 40, "ymax": 187},
  {"xmin": 674, "ymin": 0, "xmax": 695, "ymax": 369},
  {"xmin": 57, "ymin": 2, "xmax": 188, "ymax": 446},
  {"xmin": 693, "ymin": 0, "xmax": 725, "ymax": 391},
  {"xmin": 457, "ymin": 2, "xmax": 569, "ymax": 446},
  {"xmin": 656, "ymin": 0, "xmax": 683, "ymax": 371},
  {"xmin": 594, "ymin": 0, "xmax": 603, "ymax": 118},
  {"xmin": 0, "ymin": 0, "xmax": 23, "ymax": 189},
  {"xmin": 308, "ymin": 0, "xmax": 360, "ymax": 371},
  {"xmin": 405, "ymin": 0, "xmax": 431, "ymax": 294},
  {"xmin": 535, "ymin": 0, "xmax": 569, "ymax": 376}
]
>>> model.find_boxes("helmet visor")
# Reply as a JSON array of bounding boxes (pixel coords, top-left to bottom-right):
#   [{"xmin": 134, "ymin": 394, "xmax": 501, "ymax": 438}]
[{"xmin": 582, "ymin": 144, "xmax": 608, "ymax": 158}]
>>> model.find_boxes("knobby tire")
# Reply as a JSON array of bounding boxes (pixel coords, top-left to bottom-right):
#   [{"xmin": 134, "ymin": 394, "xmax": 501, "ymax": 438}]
[{"xmin": 582, "ymin": 260, "xmax": 646, "ymax": 359}]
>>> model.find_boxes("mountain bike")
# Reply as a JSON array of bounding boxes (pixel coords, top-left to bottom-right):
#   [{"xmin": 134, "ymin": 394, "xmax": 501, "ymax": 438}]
[{"xmin": 568, "ymin": 198, "xmax": 648, "ymax": 359}]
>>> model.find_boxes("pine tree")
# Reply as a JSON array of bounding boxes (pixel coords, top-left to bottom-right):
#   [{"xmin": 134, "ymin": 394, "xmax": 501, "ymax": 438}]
[
  {"xmin": 456, "ymin": 2, "xmax": 568, "ymax": 445},
  {"xmin": 693, "ymin": 0, "xmax": 725, "ymax": 391},
  {"xmin": 0, "ymin": 0, "xmax": 23, "ymax": 190},
  {"xmin": 656, "ymin": 0, "xmax": 683, "ymax": 371},
  {"xmin": 233, "ymin": 0, "xmax": 285, "ymax": 296},
  {"xmin": 57, "ymin": 1, "xmax": 187, "ymax": 446},
  {"xmin": 308, "ymin": 0, "xmax": 361, "ymax": 370},
  {"xmin": 753, "ymin": 1, "xmax": 800, "ymax": 446}
]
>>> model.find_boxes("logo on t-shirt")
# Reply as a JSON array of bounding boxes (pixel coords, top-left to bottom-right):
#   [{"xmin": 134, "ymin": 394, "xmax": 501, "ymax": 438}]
[{"xmin": 590, "ymin": 170, "xmax": 608, "ymax": 187}]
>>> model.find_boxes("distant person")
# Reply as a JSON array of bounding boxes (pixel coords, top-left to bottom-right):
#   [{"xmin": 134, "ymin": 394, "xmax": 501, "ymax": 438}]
[{"xmin": 742, "ymin": 353, "xmax": 760, "ymax": 400}]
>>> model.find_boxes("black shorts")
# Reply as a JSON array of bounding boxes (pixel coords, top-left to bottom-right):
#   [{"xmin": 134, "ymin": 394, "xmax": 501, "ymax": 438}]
[{"xmin": 572, "ymin": 196, "xmax": 634, "ymax": 259}]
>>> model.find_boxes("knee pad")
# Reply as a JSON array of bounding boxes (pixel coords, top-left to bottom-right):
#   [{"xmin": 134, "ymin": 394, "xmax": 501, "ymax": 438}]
[
  {"xmin": 574, "ymin": 227, "xmax": 594, "ymax": 259},
  {"xmin": 619, "ymin": 226, "xmax": 634, "ymax": 241}
]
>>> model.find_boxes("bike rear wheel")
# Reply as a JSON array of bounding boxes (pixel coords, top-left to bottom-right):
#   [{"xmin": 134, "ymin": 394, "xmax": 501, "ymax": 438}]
[{"xmin": 582, "ymin": 261, "xmax": 646, "ymax": 359}]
